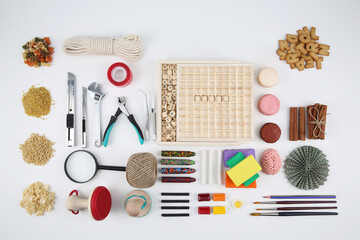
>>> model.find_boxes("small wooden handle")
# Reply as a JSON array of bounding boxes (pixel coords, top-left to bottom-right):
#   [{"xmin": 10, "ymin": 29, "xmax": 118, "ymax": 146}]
[{"xmin": 66, "ymin": 191, "xmax": 89, "ymax": 213}]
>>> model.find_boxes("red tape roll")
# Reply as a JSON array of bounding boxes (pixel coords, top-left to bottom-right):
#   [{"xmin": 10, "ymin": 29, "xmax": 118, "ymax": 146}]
[{"xmin": 107, "ymin": 62, "xmax": 133, "ymax": 87}]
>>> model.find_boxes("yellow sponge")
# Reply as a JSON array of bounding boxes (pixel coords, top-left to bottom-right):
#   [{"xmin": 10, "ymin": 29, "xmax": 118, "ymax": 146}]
[{"xmin": 226, "ymin": 155, "xmax": 262, "ymax": 187}]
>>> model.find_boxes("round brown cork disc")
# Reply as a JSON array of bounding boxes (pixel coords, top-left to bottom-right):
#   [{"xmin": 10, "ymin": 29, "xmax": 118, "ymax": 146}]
[{"xmin": 260, "ymin": 123, "xmax": 281, "ymax": 143}]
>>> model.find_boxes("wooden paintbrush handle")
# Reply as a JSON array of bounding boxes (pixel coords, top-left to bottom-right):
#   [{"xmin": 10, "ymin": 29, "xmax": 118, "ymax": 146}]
[
  {"xmin": 277, "ymin": 201, "xmax": 337, "ymax": 204},
  {"xmin": 277, "ymin": 206, "xmax": 337, "ymax": 210},
  {"xmin": 279, "ymin": 211, "xmax": 338, "ymax": 216}
]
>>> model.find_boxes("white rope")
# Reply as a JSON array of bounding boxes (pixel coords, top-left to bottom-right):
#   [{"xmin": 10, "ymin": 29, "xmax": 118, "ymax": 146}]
[{"xmin": 62, "ymin": 34, "xmax": 143, "ymax": 62}]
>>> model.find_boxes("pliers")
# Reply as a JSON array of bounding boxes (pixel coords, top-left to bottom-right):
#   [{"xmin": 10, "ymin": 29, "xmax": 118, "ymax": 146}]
[{"xmin": 103, "ymin": 97, "xmax": 144, "ymax": 147}]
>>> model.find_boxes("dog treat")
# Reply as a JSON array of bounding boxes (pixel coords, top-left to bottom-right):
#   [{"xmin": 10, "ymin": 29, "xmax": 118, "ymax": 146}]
[
  {"xmin": 20, "ymin": 133, "xmax": 55, "ymax": 166},
  {"xmin": 261, "ymin": 149, "xmax": 281, "ymax": 175},
  {"xmin": 258, "ymin": 67, "xmax": 279, "ymax": 87},
  {"xmin": 307, "ymin": 103, "xmax": 327, "ymax": 140},
  {"xmin": 299, "ymin": 107, "xmax": 306, "ymax": 140},
  {"xmin": 289, "ymin": 107, "xmax": 298, "ymax": 141},
  {"xmin": 20, "ymin": 182, "xmax": 55, "ymax": 216},
  {"xmin": 161, "ymin": 151, "xmax": 195, "ymax": 157},
  {"xmin": 276, "ymin": 26, "xmax": 330, "ymax": 71},
  {"xmin": 22, "ymin": 37, "xmax": 54, "ymax": 67},
  {"xmin": 22, "ymin": 86, "xmax": 53, "ymax": 119},
  {"xmin": 260, "ymin": 123, "xmax": 281, "ymax": 143},
  {"xmin": 258, "ymin": 94, "xmax": 280, "ymax": 115}
]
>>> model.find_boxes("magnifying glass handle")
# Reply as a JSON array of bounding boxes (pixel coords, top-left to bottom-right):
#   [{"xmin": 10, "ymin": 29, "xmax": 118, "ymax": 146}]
[{"xmin": 98, "ymin": 165, "xmax": 126, "ymax": 172}]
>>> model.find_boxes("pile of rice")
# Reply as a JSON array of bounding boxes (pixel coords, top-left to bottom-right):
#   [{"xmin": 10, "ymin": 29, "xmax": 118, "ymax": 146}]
[
  {"xmin": 19, "ymin": 133, "xmax": 55, "ymax": 165},
  {"xmin": 20, "ymin": 182, "xmax": 55, "ymax": 216}
]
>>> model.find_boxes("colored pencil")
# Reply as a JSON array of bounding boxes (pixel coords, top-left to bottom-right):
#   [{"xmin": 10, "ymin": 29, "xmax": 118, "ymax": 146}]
[
  {"xmin": 256, "ymin": 206, "xmax": 338, "ymax": 211},
  {"xmin": 254, "ymin": 201, "xmax": 337, "ymax": 204},
  {"xmin": 161, "ymin": 192, "xmax": 190, "ymax": 196},
  {"xmin": 263, "ymin": 195, "xmax": 336, "ymax": 199},
  {"xmin": 251, "ymin": 212, "xmax": 338, "ymax": 216}
]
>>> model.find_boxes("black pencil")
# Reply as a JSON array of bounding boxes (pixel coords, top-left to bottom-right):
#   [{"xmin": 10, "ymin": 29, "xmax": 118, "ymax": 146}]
[
  {"xmin": 162, "ymin": 213, "xmax": 190, "ymax": 217},
  {"xmin": 161, "ymin": 192, "xmax": 190, "ymax": 196},
  {"xmin": 161, "ymin": 206, "xmax": 190, "ymax": 210},
  {"xmin": 161, "ymin": 199, "xmax": 189, "ymax": 203}
]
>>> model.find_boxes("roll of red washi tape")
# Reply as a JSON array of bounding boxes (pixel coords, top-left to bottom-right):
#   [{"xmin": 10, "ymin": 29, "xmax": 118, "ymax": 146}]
[{"xmin": 107, "ymin": 62, "xmax": 133, "ymax": 87}]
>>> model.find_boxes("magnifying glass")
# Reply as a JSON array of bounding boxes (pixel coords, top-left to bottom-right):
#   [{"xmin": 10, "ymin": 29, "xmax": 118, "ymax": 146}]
[{"xmin": 64, "ymin": 150, "xmax": 126, "ymax": 183}]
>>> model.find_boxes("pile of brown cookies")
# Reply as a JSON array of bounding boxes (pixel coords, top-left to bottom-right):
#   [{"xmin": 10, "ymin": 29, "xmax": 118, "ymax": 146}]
[{"xmin": 276, "ymin": 26, "xmax": 330, "ymax": 71}]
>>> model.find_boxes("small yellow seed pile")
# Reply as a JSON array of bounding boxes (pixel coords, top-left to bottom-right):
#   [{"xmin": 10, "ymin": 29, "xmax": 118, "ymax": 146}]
[
  {"xmin": 20, "ymin": 133, "xmax": 55, "ymax": 166},
  {"xmin": 20, "ymin": 182, "xmax": 55, "ymax": 216},
  {"xmin": 22, "ymin": 86, "xmax": 52, "ymax": 119}
]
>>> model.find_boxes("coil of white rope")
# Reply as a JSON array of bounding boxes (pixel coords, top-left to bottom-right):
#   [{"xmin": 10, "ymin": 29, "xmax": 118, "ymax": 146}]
[{"xmin": 62, "ymin": 34, "xmax": 143, "ymax": 62}]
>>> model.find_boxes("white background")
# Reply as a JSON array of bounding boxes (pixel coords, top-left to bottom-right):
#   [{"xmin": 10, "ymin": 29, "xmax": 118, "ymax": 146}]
[{"xmin": 0, "ymin": 0, "xmax": 359, "ymax": 239}]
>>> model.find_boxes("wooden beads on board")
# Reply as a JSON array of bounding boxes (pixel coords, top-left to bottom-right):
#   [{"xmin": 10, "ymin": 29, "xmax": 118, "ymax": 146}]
[{"xmin": 161, "ymin": 64, "xmax": 177, "ymax": 142}]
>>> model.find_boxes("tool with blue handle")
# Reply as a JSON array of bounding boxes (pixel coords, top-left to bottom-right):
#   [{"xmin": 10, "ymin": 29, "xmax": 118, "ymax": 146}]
[{"xmin": 103, "ymin": 97, "xmax": 144, "ymax": 147}]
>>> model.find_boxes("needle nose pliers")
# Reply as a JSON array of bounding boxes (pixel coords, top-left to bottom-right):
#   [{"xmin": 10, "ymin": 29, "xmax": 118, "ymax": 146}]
[{"xmin": 103, "ymin": 97, "xmax": 144, "ymax": 147}]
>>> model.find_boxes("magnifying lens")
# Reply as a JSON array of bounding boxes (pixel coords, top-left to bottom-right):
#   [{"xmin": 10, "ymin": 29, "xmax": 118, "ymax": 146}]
[{"xmin": 64, "ymin": 150, "xmax": 126, "ymax": 183}]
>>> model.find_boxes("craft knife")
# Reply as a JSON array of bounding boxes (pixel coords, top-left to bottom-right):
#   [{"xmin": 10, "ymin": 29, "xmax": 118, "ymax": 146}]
[{"xmin": 66, "ymin": 72, "xmax": 75, "ymax": 147}]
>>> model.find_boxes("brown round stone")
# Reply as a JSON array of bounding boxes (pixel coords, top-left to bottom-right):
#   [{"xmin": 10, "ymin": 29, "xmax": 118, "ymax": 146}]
[{"xmin": 260, "ymin": 123, "xmax": 281, "ymax": 143}]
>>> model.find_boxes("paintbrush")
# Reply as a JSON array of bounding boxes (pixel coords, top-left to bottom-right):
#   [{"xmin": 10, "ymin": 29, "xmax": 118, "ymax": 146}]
[
  {"xmin": 251, "ymin": 212, "xmax": 338, "ymax": 216},
  {"xmin": 263, "ymin": 195, "xmax": 336, "ymax": 199},
  {"xmin": 256, "ymin": 206, "xmax": 338, "ymax": 211},
  {"xmin": 254, "ymin": 201, "xmax": 337, "ymax": 204}
]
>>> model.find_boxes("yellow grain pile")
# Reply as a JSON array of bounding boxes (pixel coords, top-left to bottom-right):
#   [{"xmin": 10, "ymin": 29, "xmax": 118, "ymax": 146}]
[{"xmin": 22, "ymin": 86, "xmax": 52, "ymax": 119}]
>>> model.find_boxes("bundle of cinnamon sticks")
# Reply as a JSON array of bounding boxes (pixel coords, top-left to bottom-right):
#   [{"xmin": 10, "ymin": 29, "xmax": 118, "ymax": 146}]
[
  {"xmin": 307, "ymin": 103, "xmax": 327, "ymax": 140},
  {"xmin": 289, "ymin": 103, "xmax": 327, "ymax": 141}
]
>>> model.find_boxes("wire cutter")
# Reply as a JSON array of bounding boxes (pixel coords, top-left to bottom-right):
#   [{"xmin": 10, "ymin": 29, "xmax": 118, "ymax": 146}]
[{"xmin": 103, "ymin": 97, "xmax": 144, "ymax": 147}]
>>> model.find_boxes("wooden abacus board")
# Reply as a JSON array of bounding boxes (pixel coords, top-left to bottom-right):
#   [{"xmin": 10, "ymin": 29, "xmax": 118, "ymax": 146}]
[{"xmin": 158, "ymin": 61, "xmax": 254, "ymax": 145}]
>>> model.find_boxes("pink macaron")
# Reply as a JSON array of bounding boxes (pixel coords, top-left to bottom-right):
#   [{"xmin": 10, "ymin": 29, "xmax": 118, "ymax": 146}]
[
  {"xmin": 261, "ymin": 149, "xmax": 281, "ymax": 175},
  {"xmin": 258, "ymin": 94, "xmax": 280, "ymax": 115}
]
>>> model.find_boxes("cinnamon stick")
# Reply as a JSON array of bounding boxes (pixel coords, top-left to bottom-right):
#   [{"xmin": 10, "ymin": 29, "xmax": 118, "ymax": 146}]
[
  {"xmin": 290, "ymin": 107, "xmax": 293, "ymax": 140},
  {"xmin": 299, "ymin": 107, "xmax": 305, "ymax": 140},
  {"xmin": 290, "ymin": 107, "xmax": 295, "ymax": 141},
  {"xmin": 307, "ymin": 105, "xmax": 314, "ymax": 139},
  {"xmin": 293, "ymin": 107, "xmax": 298, "ymax": 141}
]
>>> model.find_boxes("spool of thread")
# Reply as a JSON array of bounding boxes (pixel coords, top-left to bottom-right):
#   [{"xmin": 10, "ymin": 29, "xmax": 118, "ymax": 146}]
[{"xmin": 107, "ymin": 62, "xmax": 132, "ymax": 87}]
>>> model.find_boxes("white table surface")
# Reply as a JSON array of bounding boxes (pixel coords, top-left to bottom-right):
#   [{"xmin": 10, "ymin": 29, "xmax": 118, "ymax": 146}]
[{"xmin": 1, "ymin": 0, "xmax": 359, "ymax": 239}]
